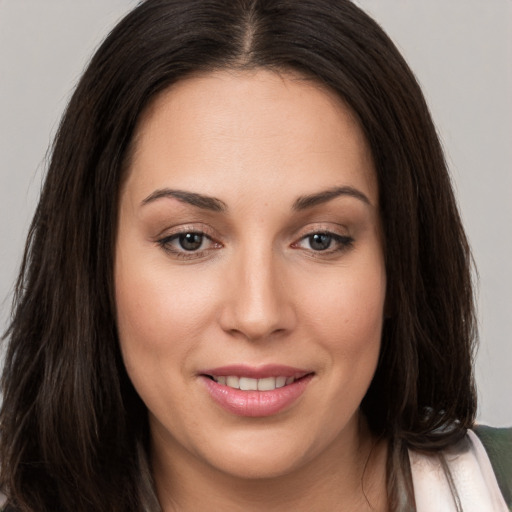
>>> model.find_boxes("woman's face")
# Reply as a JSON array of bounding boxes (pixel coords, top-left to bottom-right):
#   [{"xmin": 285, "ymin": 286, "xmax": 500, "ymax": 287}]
[{"xmin": 115, "ymin": 69, "xmax": 386, "ymax": 480}]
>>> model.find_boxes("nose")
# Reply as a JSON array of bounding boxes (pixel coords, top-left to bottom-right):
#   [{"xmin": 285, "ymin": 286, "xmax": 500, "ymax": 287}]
[{"xmin": 218, "ymin": 246, "xmax": 296, "ymax": 341}]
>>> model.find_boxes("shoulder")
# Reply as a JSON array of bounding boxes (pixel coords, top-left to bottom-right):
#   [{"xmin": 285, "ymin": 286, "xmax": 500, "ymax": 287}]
[
  {"xmin": 409, "ymin": 427, "xmax": 511, "ymax": 511},
  {"xmin": 473, "ymin": 425, "xmax": 512, "ymax": 509}
]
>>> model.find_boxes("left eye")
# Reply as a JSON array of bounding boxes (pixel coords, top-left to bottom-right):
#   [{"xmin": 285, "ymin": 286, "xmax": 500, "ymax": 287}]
[
  {"xmin": 176, "ymin": 232, "xmax": 205, "ymax": 251},
  {"xmin": 306, "ymin": 233, "xmax": 333, "ymax": 251},
  {"xmin": 295, "ymin": 232, "xmax": 353, "ymax": 252}
]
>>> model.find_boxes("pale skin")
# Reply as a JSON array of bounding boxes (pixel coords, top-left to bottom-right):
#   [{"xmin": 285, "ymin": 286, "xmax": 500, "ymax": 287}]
[{"xmin": 115, "ymin": 69, "xmax": 388, "ymax": 511}]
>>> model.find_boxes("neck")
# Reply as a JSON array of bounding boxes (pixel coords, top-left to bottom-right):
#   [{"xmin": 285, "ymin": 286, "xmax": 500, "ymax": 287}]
[{"xmin": 151, "ymin": 415, "xmax": 389, "ymax": 512}]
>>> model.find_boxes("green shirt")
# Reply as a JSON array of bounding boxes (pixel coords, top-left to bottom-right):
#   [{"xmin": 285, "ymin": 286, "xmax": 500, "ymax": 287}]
[{"xmin": 474, "ymin": 425, "xmax": 512, "ymax": 510}]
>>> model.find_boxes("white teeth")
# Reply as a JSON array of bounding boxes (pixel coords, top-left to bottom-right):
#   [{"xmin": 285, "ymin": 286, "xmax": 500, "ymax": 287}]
[
  {"xmin": 212, "ymin": 375, "xmax": 297, "ymax": 390},
  {"xmin": 239, "ymin": 377, "xmax": 258, "ymax": 390},
  {"xmin": 226, "ymin": 376, "xmax": 239, "ymax": 388},
  {"xmin": 258, "ymin": 377, "xmax": 276, "ymax": 391},
  {"xmin": 275, "ymin": 376, "xmax": 287, "ymax": 388}
]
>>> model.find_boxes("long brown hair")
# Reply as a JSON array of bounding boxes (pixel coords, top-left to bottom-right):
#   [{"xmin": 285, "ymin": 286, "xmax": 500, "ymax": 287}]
[{"xmin": 1, "ymin": 1, "xmax": 477, "ymax": 510}]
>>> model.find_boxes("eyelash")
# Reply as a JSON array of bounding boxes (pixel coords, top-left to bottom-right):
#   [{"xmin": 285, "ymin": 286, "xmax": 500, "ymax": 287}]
[{"xmin": 157, "ymin": 229, "xmax": 354, "ymax": 261}]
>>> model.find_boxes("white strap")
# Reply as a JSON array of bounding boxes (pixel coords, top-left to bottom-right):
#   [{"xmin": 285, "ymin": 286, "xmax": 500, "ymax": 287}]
[{"xmin": 410, "ymin": 430, "xmax": 508, "ymax": 511}]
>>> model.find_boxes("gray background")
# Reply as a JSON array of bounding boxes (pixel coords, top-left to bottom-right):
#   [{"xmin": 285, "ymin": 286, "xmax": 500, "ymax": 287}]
[{"xmin": 1, "ymin": 1, "xmax": 511, "ymax": 426}]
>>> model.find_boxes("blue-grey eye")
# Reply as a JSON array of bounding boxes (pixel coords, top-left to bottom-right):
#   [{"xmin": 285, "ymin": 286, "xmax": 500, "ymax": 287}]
[
  {"xmin": 178, "ymin": 233, "xmax": 204, "ymax": 251},
  {"xmin": 308, "ymin": 233, "xmax": 332, "ymax": 251}
]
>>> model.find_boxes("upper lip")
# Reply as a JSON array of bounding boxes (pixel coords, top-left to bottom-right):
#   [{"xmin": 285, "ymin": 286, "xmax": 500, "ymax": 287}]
[{"xmin": 199, "ymin": 364, "xmax": 312, "ymax": 379}]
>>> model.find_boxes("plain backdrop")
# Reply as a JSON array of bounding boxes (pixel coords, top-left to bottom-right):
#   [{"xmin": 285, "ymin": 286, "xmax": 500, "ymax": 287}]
[{"xmin": 1, "ymin": 1, "xmax": 511, "ymax": 426}]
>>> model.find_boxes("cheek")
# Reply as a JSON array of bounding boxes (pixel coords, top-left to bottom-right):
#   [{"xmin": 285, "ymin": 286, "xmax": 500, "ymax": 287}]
[
  {"xmin": 296, "ymin": 252, "xmax": 386, "ymax": 364},
  {"xmin": 116, "ymin": 270, "xmax": 208, "ymax": 342},
  {"xmin": 114, "ymin": 246, "xmax": 221, "ymax": 384}
]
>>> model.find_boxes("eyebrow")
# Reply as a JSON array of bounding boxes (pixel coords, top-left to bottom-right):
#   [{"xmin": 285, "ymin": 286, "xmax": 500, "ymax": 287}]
[
  {"xmin": 141, "ymin": 188, "xmax": 227, "ymax": 212},
  {"xmin": 292, "ymin": 186, "xmax": 371, "ymax": 210},
  {"xmin": 141, "ymin": 185, "xmax": 370, "ymax": 213}
]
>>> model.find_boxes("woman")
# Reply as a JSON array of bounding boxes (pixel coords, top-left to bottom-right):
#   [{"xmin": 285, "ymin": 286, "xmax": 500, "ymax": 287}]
[{"xmin": 1, "ymin": 1, "xmax": 510, "ymax": 510}]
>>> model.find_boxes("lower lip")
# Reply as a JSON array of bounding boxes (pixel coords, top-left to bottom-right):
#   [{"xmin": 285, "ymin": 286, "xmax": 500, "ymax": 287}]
[{"xmin": 201, "ymin": 375, "xmax": 313, "ymax": 417}]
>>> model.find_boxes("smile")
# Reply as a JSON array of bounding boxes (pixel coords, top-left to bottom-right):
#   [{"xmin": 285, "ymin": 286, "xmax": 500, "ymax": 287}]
[
  {"xmin": 200, "ymin": 365, "xmax": 314, "ymax": 417},
  {"xmin": 208, "ymin": 375, "xmax": 296, "ymax": 390}
]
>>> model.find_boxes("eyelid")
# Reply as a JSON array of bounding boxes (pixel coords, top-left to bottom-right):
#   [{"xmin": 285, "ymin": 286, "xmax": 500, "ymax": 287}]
[
  {"xmin": 292, "ymin": 222, "xmax": 350, "ymax": 240},
  {"xmin": 154, "ymin": 222, "xmax": 217, "ymax": 240}
]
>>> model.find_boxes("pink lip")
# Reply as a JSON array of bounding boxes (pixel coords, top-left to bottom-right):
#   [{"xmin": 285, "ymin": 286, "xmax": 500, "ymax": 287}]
[
  {"xmin": 199, "ymin": 365, "xmax": 314, "ymax": 417},
  {"xmin": 199, "ymin": 364, "xmax": 309, "ymax": 379}
]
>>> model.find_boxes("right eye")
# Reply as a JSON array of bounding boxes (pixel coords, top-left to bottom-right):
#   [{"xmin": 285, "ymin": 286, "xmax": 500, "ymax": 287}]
[
  {"xmin": 173, "ymin": 232, "xmax": 206, "ymax": 251},
  {"xmin": 157, "ymin": 231, "xmax": 221, "ymax": 259}
]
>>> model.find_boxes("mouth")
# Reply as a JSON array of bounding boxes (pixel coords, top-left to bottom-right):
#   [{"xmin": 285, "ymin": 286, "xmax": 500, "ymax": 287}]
[
  {"xmin": 199, "ymin": 365, "xmax": 314, "ymax": 417},
  {"xmin": 203, "ymin": 374, "xmax": 307, "ymax": 391}
]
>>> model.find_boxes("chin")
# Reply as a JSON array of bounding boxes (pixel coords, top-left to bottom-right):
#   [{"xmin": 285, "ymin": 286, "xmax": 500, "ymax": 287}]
[
  {"xmin": 207, "ymin": 442, "xmax": 309, "ymax": 480},
  {"xmin": 195, "ymin": 418, "xmax": 344, "ymax": 482}
]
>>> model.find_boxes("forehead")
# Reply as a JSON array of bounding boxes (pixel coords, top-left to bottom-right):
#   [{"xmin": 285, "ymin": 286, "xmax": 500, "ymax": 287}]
[{"xmin": 125, "ymin": 69, "xmax": 377, "ymax": 206}]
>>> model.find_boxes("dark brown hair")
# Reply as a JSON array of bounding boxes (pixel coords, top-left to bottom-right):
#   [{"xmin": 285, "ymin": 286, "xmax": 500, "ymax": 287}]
[{"xmin": 1, "ymin": 1, "xmax": 477, "ymax": 510}]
